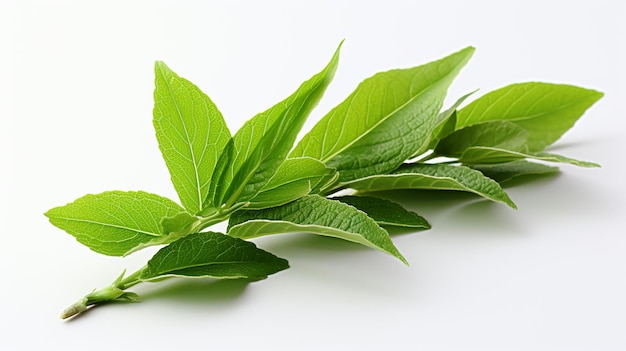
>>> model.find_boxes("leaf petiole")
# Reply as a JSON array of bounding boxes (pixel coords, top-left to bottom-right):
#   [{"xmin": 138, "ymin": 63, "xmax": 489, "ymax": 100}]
[{"xmin": 60, "ymin": 268, "xmax": 145, "ymax": 319}]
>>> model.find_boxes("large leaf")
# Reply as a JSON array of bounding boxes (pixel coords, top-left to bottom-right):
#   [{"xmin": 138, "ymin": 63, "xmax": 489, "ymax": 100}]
[
  {"xmin": 206, "ymin": 43, "xmax": 342, "ymax": 210},
  {"xmin": 455, "ymin": 82, "xmax": 603, "ymax": 151},
  {"xmin": 141, "ymin": 232, "xmax": 289, "ymax": 281},
  {"xmin": 228, "ymin": 195, "xmax": 407, "ymax": 264},
  {"xmin": 45, "ymin": 191, "xmax": 186, "ymax": 256},
  {"xmin": 348, "ymin": 163, "xmax": 516, "ymax": 208},
  {"xmin": 246, "ymin": 157, "xmax": 336, "ymax": 210},
  {"xmin": 471, "ymin": 160, "xmax": 560, "ymax": 184},
  {"xmin": 333, "ymin": 196, "xmax": 430, "ymax": 229},
  {"xmin": 291, "ymin": 47, "xmax": 474, "ymax": 183},
  {"xmin": 153, "ymin": 61, "xmax": 231, "ymax": 214}
]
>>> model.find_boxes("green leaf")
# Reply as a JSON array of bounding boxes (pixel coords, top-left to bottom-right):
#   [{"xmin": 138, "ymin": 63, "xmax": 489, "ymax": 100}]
[
  {"xmin": 246, "ymin": 157, "xmax": 336, "ymax": 210},
  {"xmin": 45, "ymin": 191, "xmax": 186, "ymax": 256},
  {"xmin": 309, "ymin": 170, "xmax": 341, "ymax": 195},
  {"xmin": 348, "ymin": 163, "xmax": 516, "ymax": 208},
  {"xmin": 435, "ymin": 120, "xmax": 599, "ymax": 167},
  {"xmin": 228, "ymin": 195, "xmax": 407, "ymax": 265},
  {"xmin": 436, "ymin": 121, "xmax": 529, "ymax": 159},
  {"xmin": 291, "ymin": 47, "xmax": 474, "ymax": 184},
  {"xmin": 459, "ymin": 148, "xmax": 600, "ymax": 167},
  {"xmin": 471, "ymin": 160, "xmax": 560, "ymax": 184},
  {"xmin": 206, "ymin": 43, "xmax": 342, "ymax": 210},
  {"xmin": 141, "ymin": 232, "xmax": 289, "ymax": 281},
  {"xmin": 333, "ymin": 196, "xmax": 430, "ymax": 229},
  {"xmin": 424, "ymin": 91, "xmax": 476, "ymax": 152},
  {"xmin": 153, "ymin": 61, "xmax": 231, "ymax": 214},
  {"xmin": 160, "ymin": 211, "xmax": 199, "ymax": 235},
  {"xmin": 455, "ymin": 82, "xmax": 603, "ymax": 152}
]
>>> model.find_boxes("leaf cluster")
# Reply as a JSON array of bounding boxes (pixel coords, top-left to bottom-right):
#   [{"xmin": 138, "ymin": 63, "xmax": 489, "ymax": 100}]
[{"xmin": 46, "ymin": 42, "xmax": 602, "ymax": 318}]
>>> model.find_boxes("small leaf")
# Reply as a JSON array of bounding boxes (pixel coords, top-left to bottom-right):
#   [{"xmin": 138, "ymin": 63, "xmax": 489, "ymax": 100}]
[
  {"xmin": 310, "ymin": 170, "xmax": 340, "ymax": 195},
  {"xmin": 228, "ymin": 195, "xmax": 407, "ymax": 264},
  {"xmin": 471, "ymin": 160, "xmax": 560, "ymax": 184},
  {"xmin": 436, "ymin": 120, "xmax": 599, "ymax": 167},
  {"xmin": 435, "ymin": 121, "xmax": 529, "ymax": 159},
  {"xmin": 45, "ymin": 191, "xmax": 186, "ymax": 256},
  {"xmin": 207, "ymin": 43, "xmax": 342, "ymax": 209},
  {"xmin": 160, "ymin": 212, "xmax": 199, "ymax": 235},
  {"xmin": 141, "ymin": 232, "xmax": 289, "ymax": 281},
  {"xmin": 348, "ymin": 163, "xmax": 516, "ymax": 208},
  {"xmin": 246, "ymin": 157, "xmax": 336, "ymax": 210},
  {"xmin": 455, "ymin": 82, "xmax": 603, "ymax": 151},
  {"xmin": 153, "ymin": 61, "xmax": 231, "ymax": 214},
  {"xmin": 424, "ymin": 91, "xmax": 476, "ymax": 152},
  {"xmin": 291, "ymin": 47, "xmax": 475, "ymax": 183},
  {"xmin": 333, "ymin": 196, "xmax": 430, "ymax": 229}
]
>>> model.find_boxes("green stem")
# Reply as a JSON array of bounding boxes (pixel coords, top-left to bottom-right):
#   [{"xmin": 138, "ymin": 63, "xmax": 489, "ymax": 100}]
[
  {"xmin": 60, "ymin": 201, "xmax": 252, "ymax": 320},
  {"xmin": 118, "ymin": 268, "xmax": 144, "ymax": 289},
  {"xmin": 60, "ymin": 267, "xmax": 145, "ymax": 320},
  {"xmin": 193, "ymin": 202, "xmax": 249, "ymax": 233}
]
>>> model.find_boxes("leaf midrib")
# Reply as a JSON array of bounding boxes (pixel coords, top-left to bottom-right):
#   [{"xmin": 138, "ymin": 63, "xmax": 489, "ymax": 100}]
[
  {"xmin": 230, "ymin": 219, "xmax": 365, "ymax": 238},
  {"xmin": 318, "ymin": 75, "xmax": 446, "ymax": 164},
  {"xmin": 158, "ymin": 65, "xmax": 203, "ymax": 212},
  {"xmin": 149, "ymin": 260, "xmax": 273, "ymax": 277},
  {"xmin": 51, "ymin": 217, "xmax": 162, "ymax": 237},
  {"xmin": 226, "ymin": 82, "xmax": 319, "ymax": 204}
]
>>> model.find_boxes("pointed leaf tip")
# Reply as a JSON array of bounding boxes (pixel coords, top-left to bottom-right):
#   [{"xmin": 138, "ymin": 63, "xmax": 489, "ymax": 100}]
[{"xmin": 228, "ymin": 195, "xmax": 408, "ymax": 265}]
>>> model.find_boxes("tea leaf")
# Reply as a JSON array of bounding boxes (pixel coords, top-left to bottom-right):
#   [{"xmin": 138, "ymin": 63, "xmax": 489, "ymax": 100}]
[
  {"xmin": 228, "ymin": 195, "xmax": 407, "ymax": 264},
  {"xmin": 348, "ymin": 163, "xmax": 516, "ymax": 208},
  {"xmin": 460, "ymin": 148, "xmax": 599, "ymax": 167},
  {"xmin": 435, "ymin": 120, "xmax": 599, "ymax": 167},
  {"xmin": 247, "ymin": 157, "xmax": 336, "ymax": 209},
  {"xmin": 424, "ymin": 91, "xmax": 476, "ymax": 152},
  {"xmin": 141, "ymin": 232, "xmax": 289, "ymax": 281},
  {"xmin": 45, "ymin": 191, "xmax": 185, "ymax": 256},
  {"xmin": 455, "ymin": 82, "xmax": 603, "ymax": 151},
  {"xmin": 435, "ymin": 121, "xmax": 529, "ymax": 159},
  {"xmin": 471, "ymin": 160, "xmax": 560, "ymax": 184},
  {"xmin": 207, "ymin": 43, "xmax": 342, "ymax": 209},
  {"xmin": 333, "ymin": 196, "xmax": 430, "ymax": 229},
  {"xmin": 292, "ymin": 47, "xmax": 474, "ymax": 183},
  {"xmin": 153, "ymin": 61, "xmax": 231, "ymax": 214}
]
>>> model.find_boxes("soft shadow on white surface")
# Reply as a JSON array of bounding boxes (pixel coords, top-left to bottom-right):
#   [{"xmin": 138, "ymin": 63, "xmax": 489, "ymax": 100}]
[{"xmin": 1, "ymin": 1, "xmax": 625, "ymax": 350}]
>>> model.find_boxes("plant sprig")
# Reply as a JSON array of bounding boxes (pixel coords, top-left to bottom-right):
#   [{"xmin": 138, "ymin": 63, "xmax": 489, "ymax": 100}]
[{"xmin": 46, "ymin": 42, "xmax": 602, "ymax": 319}]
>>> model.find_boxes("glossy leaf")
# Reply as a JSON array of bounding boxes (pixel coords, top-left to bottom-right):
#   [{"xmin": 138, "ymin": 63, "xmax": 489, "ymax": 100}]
[
  {"xmin": 333, "ymin": 196, "xmax": 430, "ymax": 229},
  {"xmin": 153, "ymin": 61, "xmax": 231, "ymax": 214},
  {"xmin": 207, "ymin": 43, "xmax": 342, "ymax": 210},
  {"xmin": 291, "ymin": 47, "xmax": 474, "ymax": 183},
  {"xmin": 45, "ymin": 191, "xmax": 185, "ymax": 256},
  {"xmin": 228, "ymin": 195, "xmax": 407, "ymax": 264},
  {"xmin": 247, "ymin": 157, "xmax": 336, "ymax": 209},
  {"xmin": 455, "ymin": 82, "xmax": 603, "ymax": 151},
  {"xmin": 348, "ymin": 163, "xmax": 516, "ymax": 208},
  {"xmin": 141, "ymin": 232, "xmax": 289, "ymax": 281}
]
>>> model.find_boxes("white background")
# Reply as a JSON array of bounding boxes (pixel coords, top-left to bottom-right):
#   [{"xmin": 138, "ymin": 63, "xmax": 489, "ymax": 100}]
[{"xmin": 1, "ymin": 1, "xmax": 625, "ymax": 350}]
